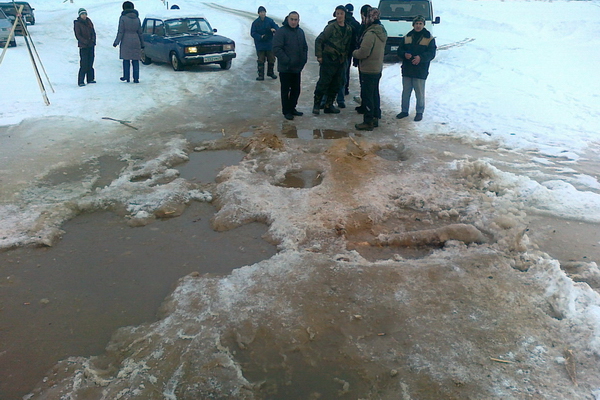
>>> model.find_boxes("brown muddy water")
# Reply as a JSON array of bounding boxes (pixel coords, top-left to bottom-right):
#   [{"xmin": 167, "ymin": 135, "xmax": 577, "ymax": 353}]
[{"xmin": 0, "ymin": 177, "xmax": 276, "ymax": 398}]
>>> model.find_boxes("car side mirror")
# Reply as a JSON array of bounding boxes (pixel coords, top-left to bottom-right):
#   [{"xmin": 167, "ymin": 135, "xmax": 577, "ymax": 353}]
[
  {"xmin": 434, "ymin": 16, "xmax": 440, "ymax": 24},
  {"xmin": 213, "ymin": 28, "xmax": 217, "ymax": 33}
]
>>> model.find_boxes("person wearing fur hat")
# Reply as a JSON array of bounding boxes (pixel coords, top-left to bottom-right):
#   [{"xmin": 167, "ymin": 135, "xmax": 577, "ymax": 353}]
[
  {"xmin": 396, "ymin": 15, "xmax": 437, "ymax": 121},
  {"xmin": 113, "ymin": 1, "xmax": 143, "ymax": 83},
  {"xmin": 251, "ymin": 6, "xmax": 279, "ymax": 80},
  {"xmin": 352, "ymin": 7, "xmax": 386, "ymax": 130},
  {"xmin": 73, "ymin": 8, "xmax": 96, "ymax": 87},
  {"xmin": 312, "ymin": 5, "xmax": 353, "ymax": 115}
]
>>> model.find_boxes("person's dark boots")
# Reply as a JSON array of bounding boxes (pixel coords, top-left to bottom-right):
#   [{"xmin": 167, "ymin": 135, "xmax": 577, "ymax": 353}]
[
  {"xmin": 256, "ymin": 62, "xmax": 265, "ymax": 81},
  {"xmin": 396, "ymin": 111, "xmax": 409, "ymax": 119},
  {"xmin": 324, "ymin": 104, "xmax": 340, "ymax": 114},
  {"xmin": 373, "ymin": 118, "xmax": 379, "ymax": 127},
  {"xmin": 267, "ymin": 63, "xmax": 277, "ymax": 79},
  {"xmin": 355, "ymin": 120, "xmax": 374, "ymax": 131},
  {"xmin": 414, "ymin": 113, "xmax": 423, "ymax": 121},
  {"xmin": 313, "ymin": 97, "xmax": 322, "ymax": 115}
]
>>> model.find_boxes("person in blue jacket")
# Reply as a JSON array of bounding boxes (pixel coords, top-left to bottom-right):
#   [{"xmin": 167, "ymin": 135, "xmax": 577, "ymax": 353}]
[{"xmin": 251, "ymin": 6, "xmax": 279, "ymax": 80}]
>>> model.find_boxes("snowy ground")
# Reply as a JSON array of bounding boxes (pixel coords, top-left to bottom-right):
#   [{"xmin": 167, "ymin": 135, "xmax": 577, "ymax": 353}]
[{"xmin": 2, "ymin": 0, "xmax": 600, "ymax": 398}]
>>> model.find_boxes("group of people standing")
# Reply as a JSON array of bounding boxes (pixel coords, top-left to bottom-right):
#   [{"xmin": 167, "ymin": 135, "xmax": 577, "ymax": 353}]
[
  {"xmin": 252, "ymin": 4, "xmax": 436, "ymax": 130},
  {"xmin": 73, "ymin": 1, "xmax": 143, "ymax": 87},
  {"xmin": 74, "ymin": 3, "xmax": 436, "ymax": 128}
]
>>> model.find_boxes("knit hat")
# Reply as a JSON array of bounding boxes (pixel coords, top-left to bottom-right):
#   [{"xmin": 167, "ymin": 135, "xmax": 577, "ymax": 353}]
[
  {"xmin": 122, "ymin": 1, "xmax": 134, "ymax": 10},
  {"xmin": 258, "ymin": 6, "xmax": 266, "ymax": 13},
  {"xmin": 345, "ymin": 3, "xmax": 354, "ymax": 12},
  {"xmin": 333, "ymin": 5, "xmax": 347, "ymax": 17},
  {"xmin": 413, "ymin": 15, "xmax": 426, "ymax": 24},
  {"xmin": 78, "ymin": 8, "xmax": 87, "ymax": 16}
]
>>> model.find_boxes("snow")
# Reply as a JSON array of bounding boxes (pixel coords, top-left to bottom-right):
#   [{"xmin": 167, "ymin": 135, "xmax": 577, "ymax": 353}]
[
  {"xmin": 2, "ymin": 0, "xmax": 600, "ymax": 398},
  {"xmin": 1, "ymin": 0, "xmax": 599, "ymax": 239}
]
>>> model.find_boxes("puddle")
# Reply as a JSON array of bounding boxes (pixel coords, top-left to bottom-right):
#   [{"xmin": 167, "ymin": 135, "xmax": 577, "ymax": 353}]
[
  {"xmin": 177, "ymin": 149, "xmax": 246, "ymax": 183},
  {"xmin": 0, "ymin": 202, "xmax": 277, "ymax": 399},
  {"xmin": 527, "ymin": 215, "xmax": 600, "ymax": 265},
  {"xmin": 276, "ymin": 170, "xmax": 323, "ymax": 188},
  {"xmin": 42, "ymin": 156, "xmax": 126, "ymax": 189},
  {"xmin": 376, "ymin": 147, "xmax": 409, "ymax": 162},
  {"xmin": 281, "ymin": 127, "xmax": 349, "ymax": 140}
]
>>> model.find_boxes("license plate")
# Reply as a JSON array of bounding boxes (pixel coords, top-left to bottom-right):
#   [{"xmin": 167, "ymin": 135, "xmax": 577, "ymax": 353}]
[
  {"xmin": 204, "ymin": 55, "xmax": 223, "ymax": 63},
  {"xmin": 390, "ymin": 46, "xmax": 399, "ymax": 52}
]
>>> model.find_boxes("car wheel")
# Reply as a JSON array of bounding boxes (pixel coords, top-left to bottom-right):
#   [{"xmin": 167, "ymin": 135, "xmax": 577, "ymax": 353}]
[
  {"xmin": 10, "ymin": 40, "xmax": 16, "ymax": 47},
  {"xmin": 220, "ymin": 60, "xmax": 232, "ymax": 70},
  {"xmin": 30, "ymin": 18, "xmax": 35, "ymax": 25},
  {"xmin": 141, "ymin": 49, "xmax": 152, "ymax": 65},
  {"xmin": 170, "ymin": 52, "xmax": 184, "ymax": 71}
]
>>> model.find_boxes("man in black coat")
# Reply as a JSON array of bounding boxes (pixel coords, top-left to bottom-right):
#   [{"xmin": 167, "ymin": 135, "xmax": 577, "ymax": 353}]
[
  {"xmin": 343, "ymin": 4, "xmax": 361, "ymax": 96},
  {"xmin": 73, "ymin": 8, "xmax": 96, "ymax": 87},
  {"xmin": 272, "ymin": 11, "xmax": 308, "ymax": 120},
  {"xmin": 396, "ymin": 15, "xmax": 437, "ymax": 121}
]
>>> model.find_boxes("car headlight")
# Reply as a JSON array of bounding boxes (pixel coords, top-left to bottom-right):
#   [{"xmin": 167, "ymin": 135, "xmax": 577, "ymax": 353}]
[
  {"xmin": 185, "ymin": 46, "xmax": 198, "ymax": 54},
  {"xmin": 223, "ymin": 44, "xmax": 234, "ymax": 51}
]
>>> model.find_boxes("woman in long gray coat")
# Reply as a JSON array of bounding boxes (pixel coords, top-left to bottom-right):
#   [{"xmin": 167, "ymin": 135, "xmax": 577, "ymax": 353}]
[{"xmin": 113, "ymin": 1, "xmax": 143, "ymax": 83}]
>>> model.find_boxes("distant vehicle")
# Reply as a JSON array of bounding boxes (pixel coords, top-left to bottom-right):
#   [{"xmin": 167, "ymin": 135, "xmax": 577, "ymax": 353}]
[
  {"xmin": 141, "ymin": 11, "xmax": 236, "ymax": 71},
  {"xmin": 0, "ymin": 1, "xmax": 35, "ymax": 25},
  {"xmin": 377, "ymin": 0, "xmax": 440, "ymax": 55},
  {"xmin": 0, "ymin": 7, "xmax": 16, "ymax": 47}
]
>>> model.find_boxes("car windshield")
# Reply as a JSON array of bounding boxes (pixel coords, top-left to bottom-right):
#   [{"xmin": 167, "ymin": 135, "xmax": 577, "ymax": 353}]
[
  {"xmin": 0, "ymin": 3, "xmax": 30, "ymax": 14},
  {"xmin": 165, "ymin": 18, "xmax": 212, "ymax": 36},
  {"xmin": 379, "ymin": 1, "xmax": 431, "ymax": 20}
]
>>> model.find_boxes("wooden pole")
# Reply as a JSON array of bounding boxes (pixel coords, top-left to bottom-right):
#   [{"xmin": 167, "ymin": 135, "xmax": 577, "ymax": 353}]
[{"xmin": 0, "ymin": 5, "xmax": 22, "ymax": 65}]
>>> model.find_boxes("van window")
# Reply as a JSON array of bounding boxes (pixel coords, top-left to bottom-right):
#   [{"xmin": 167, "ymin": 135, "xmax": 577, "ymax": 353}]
[{"xmin": 380, "ymin": 1, "xmax": 431, "ymax": 20}]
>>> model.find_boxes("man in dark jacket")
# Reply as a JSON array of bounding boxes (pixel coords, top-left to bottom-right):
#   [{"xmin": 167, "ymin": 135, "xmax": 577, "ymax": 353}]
[
  {"xmin": 74, "ymin": 8, "xmax": 96, "ymax": 87},
  {"xmin": 312, "ymin": 5, "xmax": 353, "ymax": 115},
  {"xmin": 272, "ymin": 11, "xmax": 308, "ymax": 120},
  {"xmin": 352, "ymin": 7, "xmax": 386, "ymax": 130},
  {"xmin": 251, "ymin": 6, "xmax": 278, "ymax": 81},
  {"xmin": 343, "ymin": 4, "xmax": 361, "ymax": 96},
  {"xmin": 354, "ymin": 4, "xmax": 372, "ymax": 114},
  {"xmin": 396, "ymin": 15, "xmax": 436, "ymax": 121}
]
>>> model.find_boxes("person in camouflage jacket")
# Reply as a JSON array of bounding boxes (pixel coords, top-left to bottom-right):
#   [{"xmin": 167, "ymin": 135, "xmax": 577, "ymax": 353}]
[{"xmin": 312, "ymin": 5, "xmax": 353, "ymax": 114}]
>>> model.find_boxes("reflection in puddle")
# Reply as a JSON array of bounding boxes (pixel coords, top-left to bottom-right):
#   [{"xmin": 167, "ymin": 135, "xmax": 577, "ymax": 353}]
[
  {"xmin": 277, "ymin": 170, "xmax": 323, "ymax": 188},
  {"xmin": 0, "ymin": 202, "xmax": 276, "ymax": 399},
  {"xmin": 177, "ymin": 150, "xmax": 245, "ymax": 183},
  {"xmin": 281, "ymin": 126, "xmax": 349, "ymax": 140}
]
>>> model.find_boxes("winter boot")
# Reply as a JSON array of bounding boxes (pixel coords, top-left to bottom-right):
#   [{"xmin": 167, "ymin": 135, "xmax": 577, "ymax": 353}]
[
  {"xmin": 267, "ymin": 63, "xmax": 277, "ymax": 79},
  {"xmin": 323, "ymin": 102, "xmax": 340, "ymax": 114},
  {"xmin": 396, "ymin": 111, "xmax": 409, "ymax": 119},
  {"xmin": 355, "ymin": 121, "xmax": 374, "ymax": 131},
  {"xmin": 256, "ymin": 62, "xmax": 265, "ymax": 81},
  {"xmin": 414, "ymin": 113, "xmax": 423, "ymax": 121},
  {"xmin": 373, "ymin": 117, "xmax": 379, "ymax": 127},
  {"xmin": 312, "ymin": 104, "xmax": 321, "ymax": 115},
  {"xmin": 312, "ymin": 96, "xmax": 322, "ymax": 115}
]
